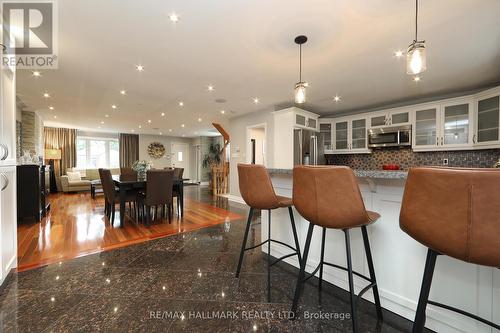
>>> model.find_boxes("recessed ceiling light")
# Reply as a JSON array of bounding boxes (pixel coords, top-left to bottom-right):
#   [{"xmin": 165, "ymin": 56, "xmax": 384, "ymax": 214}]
[
  {"xmin": 181, "ymin": 124, "xmax": 185, "ymax": 128},
  {"xmin": 148, "ymin": 120, "xmax": 152, "ymax": 123},
  {"xmin": 159, "ymin": 132, "xmax": 162, "ymax": 135},
  {"xmin": 169, "ymin": 13, "xmax": 179, "ymax": 23},
  {"xmin": 178, "ymin": 101, "xmax": 184, "ymax": 107},
  {"xmin": 182, "ymin": 134, "xmax": 185, "ymax": 137},
  {"xmin": 198, "ymin": 118, "xmax": 202, "ymax": 122},
  {"xmin": 48, "ymin": 106, "xmax": 54, "ymax": 110},
  {"xmin": 139, "ymin": 125, "xmax": 142, "ymax": 129},
  {"xmin": 161, "ymin": 112, "xmax": 165, "ymax": 116},
  {"xmin": 120, "ymin": 90, "xmax": 126, "ymax": 95},
  {"xmin": 100, "ymin": 121, "xmax": 104, "ymax": 124},
  {"xmin": 131, "ymin": 129, "xmax": 135, "ymax": 133},
  {"xmin": 32, "ymin": 71, "xmax": 41, "ymax": 77},
  {"xmin": 413, "ymin": 76, "xmax": 421, "ymax": 82},
  {"xmin": 105, "ymin": 114, "xmax": 109, "ymax": 118},
  {"xmin": 394, "ymin": 50, "xmax": 404, "ymax": 58},
  {"xmin": 220, "ymin": 110, "xmax": 225, "ymax": 114},
  {"xmin": 253, "ymin": 97, "xmax": 260, "ymax": 104},
  {"xmin": 333, "ymin": 95, "xmax": 341, "ymax": 102},
  {"xmin": 136, "ymin": 64, "xmax": 144, "ymax": 72},
  {"xmin": 53, "ymin": 115, "xmax": 57, "ymax": 119},
  {"xmin": 43, "ymin": 93, "xmax": 50, "ymax": 98},
  {"xmin": 111, "ymin": 104, "xmax": 117, "ymax": 109},
  {"xmin": 169, "ymin": 129, "xmax": 172, "ymax": 132},
  {"xmin": 207, "ymin": 85, "xmax": 214, "ymax": 91}
]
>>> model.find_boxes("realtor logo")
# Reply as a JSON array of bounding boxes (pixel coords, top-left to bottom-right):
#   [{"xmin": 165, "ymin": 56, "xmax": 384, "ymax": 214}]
[{"xmin": 1, "ymin": 0, "xmax": 58, "ymax": 69}]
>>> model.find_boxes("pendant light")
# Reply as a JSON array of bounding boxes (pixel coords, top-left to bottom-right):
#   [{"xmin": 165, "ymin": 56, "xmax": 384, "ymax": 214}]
[
  {"xmin": 407, "ymin": 0, "xmax": 426, "ymax": 75},
  {"xmin": 294, "ymin": 35, "xmax": 308, "ymax": 104}
]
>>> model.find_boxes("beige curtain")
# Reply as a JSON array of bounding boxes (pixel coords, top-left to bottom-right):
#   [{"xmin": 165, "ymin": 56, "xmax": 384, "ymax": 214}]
[
  {"xmin": 119, "ymin": 133, "xmax": 139, "ymax": 168},
  {"xmin": 44, "ymin": 127, "xmax": 77, "ymax": 191}
]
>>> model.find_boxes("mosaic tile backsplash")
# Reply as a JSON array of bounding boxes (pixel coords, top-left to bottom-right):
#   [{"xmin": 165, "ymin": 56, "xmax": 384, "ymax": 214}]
[{"xmin": 327, "ymin": 148, "xmax": 500, "ymax": 170}]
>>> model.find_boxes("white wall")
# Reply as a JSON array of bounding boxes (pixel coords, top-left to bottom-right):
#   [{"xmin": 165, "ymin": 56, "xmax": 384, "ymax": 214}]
[
  {"xmin": 228, "ymin": 108, "xmax": 275, "ymax": 197},
  {"xmin": 138, "ymin": 134, "xmax": 193, "ymax": 177}
]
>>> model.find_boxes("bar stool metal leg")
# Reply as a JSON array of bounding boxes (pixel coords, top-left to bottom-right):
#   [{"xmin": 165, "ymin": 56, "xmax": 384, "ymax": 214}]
[
  {"xmin": 413, "ymin": 249, "xmax": 438, "ymax": 333},
  {"xmin": 361, "ymin": 226, "xmax": 383, "ymax": 320},
  {"xmin": 235, "ymin": 208, "xmax": 254, "ymax": 278},
  {"xmin": 288, "ymin": 207, "xmax": 302, "ymax": 264},
  {"xmin": 267, "ymin": 209, "xmax": 271, "ymax": 302},
  {"xmin": 291, "ymin": 223, "xmax": 315, "ymax": 314},
  {"xmin": 319, "ymin": 227, "xmax": 326, "ymax": 291},
  {"xmin": 344, "ymin": 229, "xmax": 359, "ymax": 333}
]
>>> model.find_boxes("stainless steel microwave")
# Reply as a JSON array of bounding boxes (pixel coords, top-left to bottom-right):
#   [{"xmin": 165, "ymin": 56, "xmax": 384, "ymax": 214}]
[{"xmin": 368, "ymin": 125, "xmax": 412, "ymax": 148}]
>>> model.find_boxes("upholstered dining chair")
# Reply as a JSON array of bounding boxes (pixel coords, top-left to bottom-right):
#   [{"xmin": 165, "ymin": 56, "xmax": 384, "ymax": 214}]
[
  {"xmin": 98, "ymin": 168, "xmax": 138, "ymax": 225},
  {"xmin": 172, "ymin": 168, "xmax": 184, "ymax": 216},
  {"xmin": 137, "ymin": 169, "xmax": 174, "ymax": 225}
]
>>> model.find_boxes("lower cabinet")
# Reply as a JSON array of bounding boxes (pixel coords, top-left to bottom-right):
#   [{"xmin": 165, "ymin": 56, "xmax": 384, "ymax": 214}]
[{"xmin": 0, "ymin": 166, "xmax": 17, "ymax": 286}]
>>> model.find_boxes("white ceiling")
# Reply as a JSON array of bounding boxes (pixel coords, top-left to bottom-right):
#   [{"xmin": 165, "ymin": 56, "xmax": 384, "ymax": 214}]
[{"xmin": 16, "ymin": 0, "xmax": 500, "ymax": 137}]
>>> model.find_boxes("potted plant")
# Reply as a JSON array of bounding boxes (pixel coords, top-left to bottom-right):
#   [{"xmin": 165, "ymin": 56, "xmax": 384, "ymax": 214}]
[
  {"xmin": 132, "ymin": 160, "xmax": 152, "ymax": 180},
  {"xmin": 202, "ymin": 143, "xmax": 222, "ymax": 189}
]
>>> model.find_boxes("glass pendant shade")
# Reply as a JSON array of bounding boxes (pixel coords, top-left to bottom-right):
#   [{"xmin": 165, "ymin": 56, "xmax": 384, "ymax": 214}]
[
  {"xmin": 406, "ymin": 42, "xmax": 426, "ymax": 75},
  {"xmin": 294, "ymin": 82, "xmax": 307, "ymax": 104}
]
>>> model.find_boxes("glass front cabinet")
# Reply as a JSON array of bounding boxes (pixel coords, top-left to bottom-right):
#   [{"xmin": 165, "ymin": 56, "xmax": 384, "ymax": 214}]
[
  {"xmin": 475, "ymin": 92, "xmax": 500, "ymax": 147},
  {"xmin": 332, "ymin": 116, "xmax": 369, "ymax": 154}
]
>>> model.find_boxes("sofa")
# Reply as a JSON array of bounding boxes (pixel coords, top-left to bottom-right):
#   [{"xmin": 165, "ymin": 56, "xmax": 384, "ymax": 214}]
[{"xmin": 60, "ymin": 168, "xmax": 120, "ymax": 192}]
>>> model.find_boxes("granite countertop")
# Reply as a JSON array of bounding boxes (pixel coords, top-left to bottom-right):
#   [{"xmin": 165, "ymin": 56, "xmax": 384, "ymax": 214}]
[{"xmin": 267, "ymin": 168, "xmax": 408, "ymax": 179}]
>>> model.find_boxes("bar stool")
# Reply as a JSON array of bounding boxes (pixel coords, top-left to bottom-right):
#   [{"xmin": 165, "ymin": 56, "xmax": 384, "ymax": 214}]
[
  {"xmin": 400, "ymin": 167, "xmax": 500, "ymax": 333},
  {"xmin": 291, "ymin": 166, "xmax": 383, "ymax": 332},
  {"xmin": 236, "ymin": 164, "xmax": 302, "ymax": 302}
]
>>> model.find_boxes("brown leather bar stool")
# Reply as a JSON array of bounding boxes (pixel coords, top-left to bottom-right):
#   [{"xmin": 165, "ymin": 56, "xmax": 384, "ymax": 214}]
[
  {"xmin": 400, "ymin": 167, "xmax": 500, "ymax": 333},
  {"xmin": 291, "ymin": 166, "xmax": 383, "ymax": 332},
  {"xmin": 236, "ymin": 164, "xmax": 302, "ymax": 302}
]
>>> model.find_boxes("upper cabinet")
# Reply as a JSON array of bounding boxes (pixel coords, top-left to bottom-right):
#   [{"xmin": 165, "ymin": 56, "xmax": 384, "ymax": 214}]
[
  {"xmin": 319, "ymin": 119, "xmax": 333, "ymax": 153},
  {"xmin": 412, "ymin": 99, "xmax": 473, "ymax": 151},
  {"xmin": 294, "ymin": 110, "xmax": 319, "ymax": 131},
  {"xmin": 370, "ymin": 109, "xmax": 411, "ymax": 127},
  {"xmin": 475, "ymin": 91, "xmax": 500, "ymax": 147},
  {"xmin": 332, "ymin": 115, "xmax": 370, "ymax": 154}
]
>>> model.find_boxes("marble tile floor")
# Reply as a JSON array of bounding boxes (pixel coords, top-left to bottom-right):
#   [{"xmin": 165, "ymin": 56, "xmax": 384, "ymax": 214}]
[{"xmin": 0, "ymin": 189, "xmax": 430, "ymax": 332}]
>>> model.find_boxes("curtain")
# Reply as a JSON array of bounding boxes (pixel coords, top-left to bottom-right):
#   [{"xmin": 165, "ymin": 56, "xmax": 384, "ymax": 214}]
[
  {"xmin": 44, "ymin": 127, "xmax": 77, "ymax": 191},
  {"xmin": 119, "ymin": 133, "xmax": 139, "ymax": 168}
]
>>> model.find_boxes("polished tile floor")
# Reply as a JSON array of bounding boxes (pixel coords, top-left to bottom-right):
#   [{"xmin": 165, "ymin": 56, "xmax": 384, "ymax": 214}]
[{"xmin": 1, "ymin": 187, "xmax": 427, "ymax": 332}]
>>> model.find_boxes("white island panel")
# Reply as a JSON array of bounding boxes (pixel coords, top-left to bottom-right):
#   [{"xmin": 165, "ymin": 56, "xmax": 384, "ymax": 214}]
[{"xmin": 262, "ymin": 171, "xmax": 498, "ymax": 333}]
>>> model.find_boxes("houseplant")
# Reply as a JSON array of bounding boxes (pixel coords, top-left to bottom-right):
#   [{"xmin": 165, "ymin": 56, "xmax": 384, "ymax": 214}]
[
  {"xmin": 132, "ymin": 160, "xmax": 152, "ymax": 180},
  {"xmin": 202, "ymin": 143, "xmax": 223, "ymax": 188}
]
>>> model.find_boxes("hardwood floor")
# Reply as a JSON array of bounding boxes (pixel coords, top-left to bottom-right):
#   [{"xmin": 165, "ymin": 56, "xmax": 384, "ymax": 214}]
[{"xmin": 16, "ymin": 186, "xmax": 243, "ymax": 271}]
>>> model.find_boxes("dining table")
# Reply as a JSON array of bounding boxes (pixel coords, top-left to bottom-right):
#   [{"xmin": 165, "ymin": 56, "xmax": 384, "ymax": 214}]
[{"xmin": 112, "ymin": 175, "xmax": 188, "ymax": 227}]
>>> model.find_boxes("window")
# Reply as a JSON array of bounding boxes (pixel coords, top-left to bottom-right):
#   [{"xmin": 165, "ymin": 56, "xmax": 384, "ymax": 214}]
[{"xmin": 76, "ymin": 137, "xmax": 120, "ymax": 169}]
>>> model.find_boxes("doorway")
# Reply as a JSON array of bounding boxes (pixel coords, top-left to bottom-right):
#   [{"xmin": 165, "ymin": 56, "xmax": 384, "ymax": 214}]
[
  {"xmin": 246, "ymin": 124, "xmax": 267, "ymax": 166},
  {"xmin": 171, "ymin": 142, "xmax": 190, "ymax": 177}
]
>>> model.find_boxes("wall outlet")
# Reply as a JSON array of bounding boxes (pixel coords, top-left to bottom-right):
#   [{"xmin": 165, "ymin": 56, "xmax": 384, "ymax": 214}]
[{"xmin": 443, "ymin": 158, "xmax": 449, "ymax": 166}]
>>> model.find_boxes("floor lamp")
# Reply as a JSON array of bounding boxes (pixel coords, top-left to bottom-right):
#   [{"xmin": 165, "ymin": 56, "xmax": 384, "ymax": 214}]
[{"xmin": 45, "ymin": 149, "xmax": 61, "ymax": 193}]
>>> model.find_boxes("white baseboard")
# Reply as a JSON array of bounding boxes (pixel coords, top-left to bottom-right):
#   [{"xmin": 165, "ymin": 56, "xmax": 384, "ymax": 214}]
[{"xmin": 218, "ymin": 194, "xmax": 246, "ymax": 205}]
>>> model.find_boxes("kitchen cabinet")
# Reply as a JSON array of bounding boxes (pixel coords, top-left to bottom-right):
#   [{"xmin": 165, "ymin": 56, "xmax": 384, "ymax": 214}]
[
  {"xmin": 319, "ymin": 119, "xmax": 333, "ymax": 153},
  {"xmin": 474, "ymin": 91, "xmax": 500, "ymax": 147},
  {"xmin": 0, "ymin": 66, "xmax": 16, "ymax": 166},
  {"xmin": 294, "ymin": 110, "xmax": 319, "ymax": 131},
  {"xmin": 0, "ymin": 166, "xmax": 17, "ymax": 285},
  {"xmin": 333, "ymin": 116, "xmax": 370, "ymax": 154},
  {"xmin": 413, "ymin": 99, "xmax": 473, "ymax": 151},
  {"xmin": 370, "ymin": 109, "xmax": 411, "ymax": 127}
]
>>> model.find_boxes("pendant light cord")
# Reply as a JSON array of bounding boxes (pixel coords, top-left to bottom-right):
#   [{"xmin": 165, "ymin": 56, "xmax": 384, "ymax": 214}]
[
  {"xmin": 299, "ymin": 44, "xmax": 302, "ymax": 82},
  {"xmin": 415, "ymin": 0, "xmax": 418, "ymax": 42}
]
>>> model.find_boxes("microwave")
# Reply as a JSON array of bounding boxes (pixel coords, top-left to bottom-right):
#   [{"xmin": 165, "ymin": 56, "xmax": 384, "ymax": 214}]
[{"xmin": 368, "ymin": 125, "xmax": 412, "ymax": 148}]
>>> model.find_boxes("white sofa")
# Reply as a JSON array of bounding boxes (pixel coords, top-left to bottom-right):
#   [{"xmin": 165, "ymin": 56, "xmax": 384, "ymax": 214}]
[{"xmin": 60, "ymin": 168, "xmax": 120, "ymax": 192}]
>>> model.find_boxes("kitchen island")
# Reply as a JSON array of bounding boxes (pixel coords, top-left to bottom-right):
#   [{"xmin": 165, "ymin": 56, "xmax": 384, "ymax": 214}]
[{"xmin": 262, "ymin": 168, "xmax": 499, "ymax": 333}]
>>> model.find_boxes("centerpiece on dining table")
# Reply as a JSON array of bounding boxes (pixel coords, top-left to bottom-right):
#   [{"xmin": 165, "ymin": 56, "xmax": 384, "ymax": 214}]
[{"xmin": 132, "ymin": 160, "xmax": 152, "ymax": 181}]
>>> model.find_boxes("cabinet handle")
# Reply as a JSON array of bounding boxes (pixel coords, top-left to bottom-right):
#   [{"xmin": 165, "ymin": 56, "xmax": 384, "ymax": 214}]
[
  {"xmin": 441, "ymin": 137, "xmax": 444, "ymax": 145},
  {"xmin": 0, "ymin": 143, "xmax": 8, "ymax": 160},
  {"xmin": 473, "ymin": 134, "xmax": 477, "ymax": 144},
  {"xmin": 0, "ymin": 173, "xmax": 8, "ymax": 191},
  {"xmin": 436, "ymin": 137, "xmax": 439, "ymax": 146}
]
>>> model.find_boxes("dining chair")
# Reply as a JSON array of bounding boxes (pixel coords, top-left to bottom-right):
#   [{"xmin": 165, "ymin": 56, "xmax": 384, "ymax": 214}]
[
  {"xmin": 137, "ymin": 169, "xmax": 174, "ymax": 225},
  {"xmin": 98, "ymin": 168, "xmax": 138, "ymax": 225},
  {"xmin": 120, "ymin": 167, "xmax": 138, "ymax": 181},
  {"xmin": 172, "ymin": 168, "xmax": 184, "ymax": 216}
]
